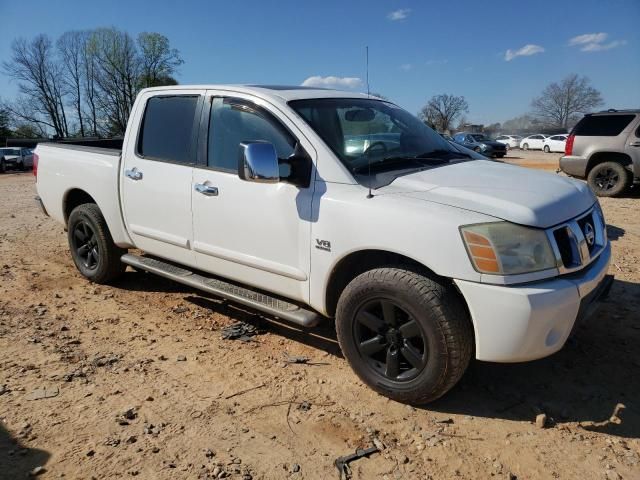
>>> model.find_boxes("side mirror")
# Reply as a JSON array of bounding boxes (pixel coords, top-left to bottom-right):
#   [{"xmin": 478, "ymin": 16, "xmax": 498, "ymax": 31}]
[{"xmin": 238, "ymin": 142, "xmax": 279, "ymax": 184}]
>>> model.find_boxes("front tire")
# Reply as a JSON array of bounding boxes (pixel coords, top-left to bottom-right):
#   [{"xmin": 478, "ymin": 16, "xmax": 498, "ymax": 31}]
[
  {"xmin": 543, "ymin": 145, "xmax": 550, "ymax": 153},
  {"xmin": 522, "ymin": 143, "xmax": 529, "ymax": 150},
  {"xmin": 67, "ymin": 204, "xmax": 126, "ymax": 284},
  {"xmin": 587, "ymin": 161, "xmax": 632, "ymax": 197},
  {"xmin": 0, "ymin": 160, "xmax": 5, "ymax": 173},
  {"xmin": 335, "ymin": 267, "xmax": 473, "ymax": 404}
]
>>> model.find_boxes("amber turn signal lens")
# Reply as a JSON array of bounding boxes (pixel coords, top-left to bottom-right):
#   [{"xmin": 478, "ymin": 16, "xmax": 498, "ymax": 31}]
[{"xmin": 462, "ymin": 230, "xmax": 500, "ymax": 273}]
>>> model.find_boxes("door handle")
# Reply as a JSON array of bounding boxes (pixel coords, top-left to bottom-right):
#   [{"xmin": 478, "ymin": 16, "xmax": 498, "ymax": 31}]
[
  {"xmin": 124, "ymin": 167, "xmax": 143, "ymax": 181},
  {"xmin": 194, "ymin": 183, "xmax": 219, "ymax": 196},
  {"xmin": 629, "ymin": 141, "xmax": 640, "ymax": 147}
]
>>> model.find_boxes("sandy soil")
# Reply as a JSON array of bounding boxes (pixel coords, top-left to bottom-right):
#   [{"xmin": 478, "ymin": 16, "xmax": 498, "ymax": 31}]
[{"xmin": 1, "ymin": 168, "xmax": 639, "ymax": 480}]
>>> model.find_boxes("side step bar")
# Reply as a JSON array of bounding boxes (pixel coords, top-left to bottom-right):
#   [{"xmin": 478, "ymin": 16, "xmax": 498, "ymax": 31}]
[{"xmin": 121, "ymin": 254, "xmax": 321, "ymax": 327}]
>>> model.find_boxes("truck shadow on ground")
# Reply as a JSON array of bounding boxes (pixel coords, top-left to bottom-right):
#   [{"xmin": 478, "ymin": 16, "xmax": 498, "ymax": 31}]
[
  {"xmin": 115, "ymin": 271, "xmax": 638, "ymax": 439},
  {"xmin": 0, "ymin": 424, "xmax": 50, "ymax": 478}
]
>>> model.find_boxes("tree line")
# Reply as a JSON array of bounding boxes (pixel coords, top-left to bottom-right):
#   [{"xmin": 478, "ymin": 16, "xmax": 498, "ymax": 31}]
[
  {"xmin": 419, "ymin": 73, "xmax": 604, "ymax": 134},
  {"xmin": 1, "ymin": 28, "xmax": 183, "ymax": 139}
]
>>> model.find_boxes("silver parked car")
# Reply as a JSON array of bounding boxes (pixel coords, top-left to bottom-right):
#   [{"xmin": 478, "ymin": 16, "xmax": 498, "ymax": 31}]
[
  {"xmin": 0, "ymin": 147, "xmax": 34, "ymax": 173},
  {"xmin": 560, "ymin": 109, "xmax": 640, "ymax": 197}
]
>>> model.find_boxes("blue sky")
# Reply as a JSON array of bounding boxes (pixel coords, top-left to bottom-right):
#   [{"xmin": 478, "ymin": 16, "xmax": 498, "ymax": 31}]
[{"xmin": 0, "ymin": 0, "xmax": 638, "ymax": 124}]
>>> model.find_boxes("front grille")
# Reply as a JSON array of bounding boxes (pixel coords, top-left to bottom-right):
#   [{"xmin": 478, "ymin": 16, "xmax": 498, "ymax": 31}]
[
  {"xmin": 576, "ymin": 213, "xmax": 597, "ymax": 254},
  {"xmin": 553, "ymin": 227, "xmax": 578, "ymax": 268},
  {"xmin": 548, "ymin": 207, "xmax": 606, "ymax": 273}
]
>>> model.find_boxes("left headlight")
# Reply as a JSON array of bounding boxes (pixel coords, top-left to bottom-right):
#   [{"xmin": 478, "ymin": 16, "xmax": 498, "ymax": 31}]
[{"xmin": 460, "ymin": 222, "xmax": 557, "ymax": 275}]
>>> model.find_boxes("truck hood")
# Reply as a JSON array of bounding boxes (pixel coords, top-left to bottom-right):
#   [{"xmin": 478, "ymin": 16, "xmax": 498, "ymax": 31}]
[{"xmin": 379, "ymin": 160, "xmax": 595, "ymax": 228}]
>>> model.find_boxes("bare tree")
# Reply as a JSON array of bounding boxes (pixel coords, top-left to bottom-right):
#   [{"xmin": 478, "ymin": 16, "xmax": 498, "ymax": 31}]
[
  {"xmin": 531, "ymin": 74, "xmax": 603, "ymax": 129},
  {"xmin": 420, "ymin": 94, "xmax": 469, "ymax": 132},
  {"xmin": 58, "ymin": 31, "xmax": 88, "ymax": 136},
  {"xmin": 2, "ymin": 35, "xmax": 69, "ymax": 137},
  {"xmin": 137, "ymin": 32, "xmax": 183, "ymax": 88}
]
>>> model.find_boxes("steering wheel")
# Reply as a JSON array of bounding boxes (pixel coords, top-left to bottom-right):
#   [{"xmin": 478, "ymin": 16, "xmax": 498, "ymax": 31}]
[{"xmin": 363, "ymin": 141, "xmax": 388, "ymax": 156}]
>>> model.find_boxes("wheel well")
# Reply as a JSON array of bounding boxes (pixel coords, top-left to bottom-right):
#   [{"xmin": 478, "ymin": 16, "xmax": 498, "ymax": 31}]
[
  {"xmin": 587, "ymin": 152, "xmax": 633, "ymax": 175},
  {"xmin": 325, "ymin": 250, "xmax": 438, "ymax": 317},
  {"xmin": 64, "ymin": 189, "xmax": 96, "ymax": 223}
]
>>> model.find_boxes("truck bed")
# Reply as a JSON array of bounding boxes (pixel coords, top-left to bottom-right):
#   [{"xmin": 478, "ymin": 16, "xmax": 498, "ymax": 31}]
[{"xmin": 35, "ymin": 142, "xmax": 133, "ymax": 247}]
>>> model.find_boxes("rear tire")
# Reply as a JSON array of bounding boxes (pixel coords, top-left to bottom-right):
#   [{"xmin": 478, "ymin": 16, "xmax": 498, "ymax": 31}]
[
  {"xmin": 67, "ymin": 204, "xmax": 126, "ymax": 284},
  {"xmin": 335, "ymin": 267, "xmax": 473, "ymax": 404},
  {"xmin": 496, "ymin": 154, "xmax": 505, "ymax": 158},
  {"xmin": 0, "ymin": 160, "xmax": 5, "ymax": 173},
  {"xmin": 587, "ymin": 161, "xmax": 632, "ymax": 197},
  {"xmin": 543, "ymin": 145, "xmax": 550, "ymax": 153}
]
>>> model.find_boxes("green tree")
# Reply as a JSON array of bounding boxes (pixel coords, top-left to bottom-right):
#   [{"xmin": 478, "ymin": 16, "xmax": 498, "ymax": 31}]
[{"xmin": 137, "ymin": 32, "xmax": 183, "ymax": 88}]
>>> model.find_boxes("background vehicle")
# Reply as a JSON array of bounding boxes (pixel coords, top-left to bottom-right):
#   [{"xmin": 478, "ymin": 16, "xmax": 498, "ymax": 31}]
[
  {"xmin": 35, "ymin": 85, "xmax": 612, "ymax": 404},
  {"xmin": 560, "ymin": 109, "xmax": 640, "ymax": 197},
  {"xmin": 452, "ymin": 132, "xmax": 507, "ymax": 157},
  {"xmin": 519, "ymin": 134, "xmax": 548, "ymax": 150},
  {"xmin": 0, "ymin": 147, "xmax": 34, "ymax": 172},
  {"xmin": 543, "ymin": 134, "xmax": 568, "ymax": 153},
  {"xmin": 495, "ymin": 134, "xmax": 522, "ymax": 150}
]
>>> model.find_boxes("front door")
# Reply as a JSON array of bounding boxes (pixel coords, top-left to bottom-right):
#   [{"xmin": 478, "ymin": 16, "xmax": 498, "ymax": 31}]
[
  {"xmin": 121, "ymin": 90, "xmax": 204, "ymax": 267},
  {"xmin": 191, "ymin": 93, "xmax": 315, "ymax": 302}
]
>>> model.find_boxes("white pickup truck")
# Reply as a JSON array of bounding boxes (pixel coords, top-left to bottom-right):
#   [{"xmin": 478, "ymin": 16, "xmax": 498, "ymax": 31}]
[{"xmin": 35, "ymin": 85, "xmax": 613, "ymax": 404}]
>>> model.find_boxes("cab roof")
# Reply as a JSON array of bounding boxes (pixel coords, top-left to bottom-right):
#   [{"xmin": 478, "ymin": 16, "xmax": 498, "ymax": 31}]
[{"xmin": 139, "ymin": 84, "xmax": 376, "ymax": 102}]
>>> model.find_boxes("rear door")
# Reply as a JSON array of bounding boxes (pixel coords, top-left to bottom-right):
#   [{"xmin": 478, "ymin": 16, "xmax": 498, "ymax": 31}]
[{"xmin": 121, "ymin": 90, "xmax": 204, "ymax": 267}]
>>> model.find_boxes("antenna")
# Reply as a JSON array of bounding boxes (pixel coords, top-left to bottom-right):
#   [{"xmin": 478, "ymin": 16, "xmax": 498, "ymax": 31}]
[{"xmin": 366, "ymin": 46, "xmax": 373, "ymax": 199}]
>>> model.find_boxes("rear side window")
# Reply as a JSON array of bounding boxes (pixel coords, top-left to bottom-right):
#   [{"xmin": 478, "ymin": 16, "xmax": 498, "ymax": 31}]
[
  {"xmin": 137, "ymin": 95, "xmax": 199, "ymax": 163},
  {"xmin": 573, "ymin": 115, "xmax": 636, "ymax": 136}
]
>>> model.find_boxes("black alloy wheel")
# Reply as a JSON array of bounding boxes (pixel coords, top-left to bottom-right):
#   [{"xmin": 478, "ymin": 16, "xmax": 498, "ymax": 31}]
[
  {"xmin": 354, "ymin": 298, "xmax": 428, "ymax": 382},
  {"xmin": 71, "ymin": 220, "xmax": 100, "ymax": 271}
]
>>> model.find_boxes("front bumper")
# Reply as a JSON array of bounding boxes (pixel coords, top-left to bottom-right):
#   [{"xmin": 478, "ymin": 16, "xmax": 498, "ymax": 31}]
[{"xmin": 455, "ymin": 242, "xmax": 612, "ymax": 362}]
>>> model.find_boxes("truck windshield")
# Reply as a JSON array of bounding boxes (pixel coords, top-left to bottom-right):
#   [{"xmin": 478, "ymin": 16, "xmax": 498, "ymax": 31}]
[{"xmin": 289, "ymin": 98, "xmax": 466, "ymax": 174}]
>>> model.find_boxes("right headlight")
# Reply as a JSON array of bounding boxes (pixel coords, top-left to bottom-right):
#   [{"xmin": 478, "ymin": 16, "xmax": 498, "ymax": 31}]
[{"xmin": 460, "ymin": 222, "xmax": 557, "ymax": 275}]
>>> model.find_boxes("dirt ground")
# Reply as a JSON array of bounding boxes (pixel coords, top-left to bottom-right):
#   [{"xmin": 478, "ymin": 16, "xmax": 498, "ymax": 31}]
[{"xmin": 1, "ymin": 160, "xmax": 639, "ymax": 480}]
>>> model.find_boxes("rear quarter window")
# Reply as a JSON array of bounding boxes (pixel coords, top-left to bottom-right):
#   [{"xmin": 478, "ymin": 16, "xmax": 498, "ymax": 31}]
[
  {"xmin": 573, "ymin": 114, "xmax": 636, "ymax": 136},
  {"xmin": 137, "ymin": 95, "xmax": 199, "ymax": 163}
]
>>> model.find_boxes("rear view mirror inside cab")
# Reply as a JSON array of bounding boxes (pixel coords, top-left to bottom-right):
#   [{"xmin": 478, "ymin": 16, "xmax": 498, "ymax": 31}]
[{"xmin": 345, "ymin": 108, "xmax": 375, "ymax": 122}]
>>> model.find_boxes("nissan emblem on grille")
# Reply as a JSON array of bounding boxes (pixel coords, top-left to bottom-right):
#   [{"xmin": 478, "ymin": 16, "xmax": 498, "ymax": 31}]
[{"xmin": 584, "ymin": 222, "xmax": 595, "ymax": 247}]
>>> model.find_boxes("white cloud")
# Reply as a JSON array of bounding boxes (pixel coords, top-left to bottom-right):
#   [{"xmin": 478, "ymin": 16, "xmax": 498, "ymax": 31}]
[
  {"xmin": 425, "ymin": 59, "xmax": 448, "ymax": 66},
  {"xmin": 581, "ymin": 39, "xmax": 627, "ymax": 52},
  {"xmin": 568, "ymin": 32, "xmax": 608, "ymax": 46},
  {"xmin": 400, "ymin": 63, "xmax": 412, "ymax": 71},
  {"xmin": 568, "ymin": 32, "xmax": 626, "ymax": 52},
  {"xmin": 504, "ymin": 44, "xmax": 545, "ymax": 61},
  {"xmin": 301, "ymin": 76, "xmax": 363, "ymax": 89},
  {"xmin": 387, "ymin": 8, "xmax": 410, "ymax": 21}
]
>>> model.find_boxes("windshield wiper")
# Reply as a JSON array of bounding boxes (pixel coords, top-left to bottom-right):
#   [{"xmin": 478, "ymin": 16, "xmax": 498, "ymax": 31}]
[
  {"xmin": 352, "ymin": 156, "xmax": 443, "ymax": 174},
  {"xmin": 415, "ymin": 149, "xmax": 473, "ymax": 159}
]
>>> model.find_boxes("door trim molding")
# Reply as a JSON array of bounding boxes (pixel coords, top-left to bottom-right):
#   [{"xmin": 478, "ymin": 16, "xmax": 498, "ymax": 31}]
[
  {"xmin": 130, "ymin": 224, "xmax": 190, "ymax": 249},
  {"xmin": 193, "ymin": 241, "xmax": 308, "ymax": 281}
]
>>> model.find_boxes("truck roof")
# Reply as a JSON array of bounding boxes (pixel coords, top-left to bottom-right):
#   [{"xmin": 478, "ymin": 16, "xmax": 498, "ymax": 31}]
[{"xmin": 138, "ymin": 84, "xmax": 376, "ymax": 102}]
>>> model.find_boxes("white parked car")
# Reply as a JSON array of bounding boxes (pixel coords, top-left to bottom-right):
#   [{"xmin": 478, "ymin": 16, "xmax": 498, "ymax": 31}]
[
  {"xmin": 520, "ymin": 134, "xmax": 548, "ymax": 150},
  {"xmin": 34, "ymin": 85, "xmax": 613, "ymax": 404},
  {"xmin": 543, "ymin": 134, "xmax": 568, "ymax": 153},
  {"xmin": 495, "ymin": 135, "xmax": 522, "ymax": 150}
]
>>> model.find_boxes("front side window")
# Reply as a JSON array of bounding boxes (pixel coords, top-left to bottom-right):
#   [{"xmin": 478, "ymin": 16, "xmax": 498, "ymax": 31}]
[
  {"xmin": 137, "ymin": 95, "xmax": 199, "ymax": 163},
  {"xmin": 290, "ymin": 98, "xmax": 458, "ymax": 175},
  {"xmin": 208, "ymin": 97, "xmax": 295, "ymax": 172}
]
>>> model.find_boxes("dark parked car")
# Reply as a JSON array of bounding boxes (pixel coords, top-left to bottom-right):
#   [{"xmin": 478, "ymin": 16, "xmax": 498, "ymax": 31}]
[{"xmin": 452, "ymin": 132, "xmax": 507, "ymax": 158}]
